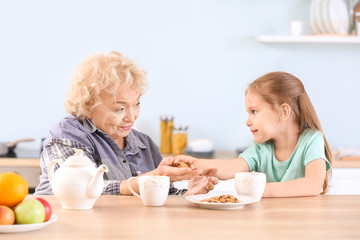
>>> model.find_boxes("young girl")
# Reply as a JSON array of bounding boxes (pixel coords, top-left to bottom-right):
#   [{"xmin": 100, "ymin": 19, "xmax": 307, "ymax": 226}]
[{"xmin": 177, "ymin": 71, "xmax": 332, "ymax": 197}]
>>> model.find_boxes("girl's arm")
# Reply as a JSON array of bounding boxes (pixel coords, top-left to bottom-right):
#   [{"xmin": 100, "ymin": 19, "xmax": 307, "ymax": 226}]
[
  {"xmin": 263, "ymin": 159, "xmax": 326, "ymax": 197},
  {"xmin": 174, "ymin": 155, "xmax": 250, "ymax": 180}
]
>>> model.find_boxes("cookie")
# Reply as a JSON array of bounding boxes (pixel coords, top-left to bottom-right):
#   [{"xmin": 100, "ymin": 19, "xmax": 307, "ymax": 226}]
[
  {"xmin": 200, "ymin": 195, "xmax": 239, "ymax": 203},
  {"xmin": 172, "ymin": 162, "xmax": 191, "ymax": 168}
]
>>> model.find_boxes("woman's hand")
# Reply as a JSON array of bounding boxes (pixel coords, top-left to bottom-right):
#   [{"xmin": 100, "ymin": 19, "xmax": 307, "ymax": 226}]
[
  {"xmin": 155, "ymin": 157, "xmax": 203, "ymax": 182},
  {"xmin": 184, "ymin": 168, "xmax": 219, "ymax": 196}
]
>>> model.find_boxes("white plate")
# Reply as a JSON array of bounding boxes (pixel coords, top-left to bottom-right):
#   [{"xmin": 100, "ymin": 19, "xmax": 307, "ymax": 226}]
[
  {"xmin": 309, "ymin": 0, "xmax": 319, "ymax": 34},
  {"xmin": 328, "ymin": 0, "xmax": 349, "ymax": 35},
  {"xmin": 0, "ymin": 214, "xmax": 57, "ymax": 233},
  {"xmin": 315, "ymin": 0, "xmax": 327, "ymax": 34},
  {"xmin": 185, "ymin": 194, "xmax": 256, "ymax": 210},
  {"xmin": 322, "ymin": 0, "xmax": 334, "ymax": 34}
]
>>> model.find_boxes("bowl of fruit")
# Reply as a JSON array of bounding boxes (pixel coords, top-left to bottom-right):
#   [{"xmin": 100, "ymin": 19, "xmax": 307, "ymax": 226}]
[{"xmin": 0, "ymin": 172, "xmax": 56, "ymax": 232}]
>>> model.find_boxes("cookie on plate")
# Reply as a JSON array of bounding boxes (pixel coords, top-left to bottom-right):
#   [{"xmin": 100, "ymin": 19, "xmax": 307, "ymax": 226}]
[{"xmin": 200, "ymin": 195, "xmax": 240, "ymax": 203}]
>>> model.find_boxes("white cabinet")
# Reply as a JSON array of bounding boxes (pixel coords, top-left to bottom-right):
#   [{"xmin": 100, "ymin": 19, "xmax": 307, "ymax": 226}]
[
  {"xmin": 0, "ymin": 166, "xmax": 41, "ymax": 190},
  {"xmin": 328, "ymin": 168, "xmax": 360, "ymax": 195}
]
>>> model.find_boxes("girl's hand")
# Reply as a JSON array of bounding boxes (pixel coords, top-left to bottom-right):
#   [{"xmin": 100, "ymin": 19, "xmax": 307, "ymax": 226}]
[
  {"xmin": 155, "ymin": 157, "xmax": 203, "ymax": 182},
  {"xmin": 173, "ymin": 155, "xmax": 198, "ymax": 168},
  {"xmin": 185, "ymin": 174, "xmax": 219, "ymax": 196},
  {"xmin": 184, "ymin": 167, "xmax": 218, "ymax": 196}
]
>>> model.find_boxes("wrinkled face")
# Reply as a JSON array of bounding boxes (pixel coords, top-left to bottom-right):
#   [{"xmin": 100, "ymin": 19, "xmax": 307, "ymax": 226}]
[
  {"xmin": 88, "ymin": 86, "xmax": 141, "ymax": 142},
  {"xmin": 245, "ymin": 92, "xmax": 281, "ymax": 144}
]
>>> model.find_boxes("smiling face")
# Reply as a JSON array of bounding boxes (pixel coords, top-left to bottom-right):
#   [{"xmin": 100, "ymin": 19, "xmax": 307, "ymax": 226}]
[
  {"xmin": 245, "ymin": 92, "xmax": 281, "ymax": 144},
  {"xmin": 87, "ymin": 86, "xmax": 141, "ymax": 146}
]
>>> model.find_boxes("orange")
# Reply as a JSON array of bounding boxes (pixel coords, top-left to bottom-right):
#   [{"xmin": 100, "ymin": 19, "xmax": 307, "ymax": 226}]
[{"xmin": 0, "ymin": 172, "xmax": 28, "ymax": 207}]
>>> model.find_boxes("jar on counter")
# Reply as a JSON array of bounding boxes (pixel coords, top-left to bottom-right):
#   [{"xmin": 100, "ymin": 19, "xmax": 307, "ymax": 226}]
[
  {"xmin": 160, "ymin": 116, "xmax": 174, "ymax": 154},
  {"xmin": 356, "ymin": 2, "xmax": 360, "ymax": 36},
  {"xmin": 172, "ymin": 125, "xmax": 188, "ymax": 154}
]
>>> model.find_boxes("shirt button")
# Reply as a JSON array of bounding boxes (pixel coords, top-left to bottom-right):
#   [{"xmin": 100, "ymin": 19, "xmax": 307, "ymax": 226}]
[{"xmin": 123, "ymin": 159, "xmax": 127, "ymax": 163}]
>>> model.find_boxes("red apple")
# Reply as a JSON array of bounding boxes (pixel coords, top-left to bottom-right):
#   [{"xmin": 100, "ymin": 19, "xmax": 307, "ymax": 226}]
[
  {"xmin": 0, "ymin": 205, "xmax": 15, "ymax": 225},
  {"xmin": 35, "ymin": 198, "xmax": 52, "ymax": 222}
]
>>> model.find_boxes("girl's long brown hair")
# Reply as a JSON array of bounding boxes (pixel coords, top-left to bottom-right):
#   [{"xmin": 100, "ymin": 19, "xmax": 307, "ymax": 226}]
[{"xmin": 246, "ymin": 71, "xmax": 332, "ymax": 193}]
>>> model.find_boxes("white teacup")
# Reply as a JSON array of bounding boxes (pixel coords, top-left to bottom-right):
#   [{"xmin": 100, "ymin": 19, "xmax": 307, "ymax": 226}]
[
  {"xmin": 127, "ymin": 176, "xmax": 170, "ymax": 207},
  {"xmin": 290, "ymin": 20, "xmax": 304, "ymax": 36},
  {"xmin": 235, "ymin": 172, "xmax": 266, "ymax": 202}
]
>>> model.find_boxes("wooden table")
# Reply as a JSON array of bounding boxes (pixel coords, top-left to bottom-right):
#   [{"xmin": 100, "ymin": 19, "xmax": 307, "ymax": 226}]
[{"xmin": 2, "ymin": 195, "xmax": 360, "ymax": 239}]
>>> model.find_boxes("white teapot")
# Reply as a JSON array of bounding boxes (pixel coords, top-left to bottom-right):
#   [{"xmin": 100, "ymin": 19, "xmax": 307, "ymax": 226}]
[{"xmin": 48, "ymin": 149, "xmax": 109, "ymax": 210}]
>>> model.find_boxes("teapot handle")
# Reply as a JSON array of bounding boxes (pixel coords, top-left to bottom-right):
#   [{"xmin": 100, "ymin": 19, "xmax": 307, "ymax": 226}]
[{"xmin": 48, "ymin": 159, "xmax": 64, "ymax": 184}]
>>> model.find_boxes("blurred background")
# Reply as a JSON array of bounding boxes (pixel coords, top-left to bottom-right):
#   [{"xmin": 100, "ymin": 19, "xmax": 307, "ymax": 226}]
[{"xmin": 0, "ymin": 0, "xmax": 359, "ymax": 153}]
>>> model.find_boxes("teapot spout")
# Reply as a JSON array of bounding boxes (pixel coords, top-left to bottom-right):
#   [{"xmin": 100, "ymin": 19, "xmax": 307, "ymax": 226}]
[{"xmin": 86, "ymin": 164, "xmax": 109, "ymax": 199}]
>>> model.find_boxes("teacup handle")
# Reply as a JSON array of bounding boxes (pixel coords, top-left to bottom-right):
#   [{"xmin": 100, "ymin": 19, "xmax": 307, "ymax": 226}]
[{"xmin": 127, "ymin": 177, "xmax": 141, "ymax": 198}]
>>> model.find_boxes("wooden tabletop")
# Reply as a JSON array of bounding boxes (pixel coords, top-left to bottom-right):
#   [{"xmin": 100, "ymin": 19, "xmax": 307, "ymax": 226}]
[{"xmin": 2, "ymin": 195, "xmax": 360, "ymax": 239}]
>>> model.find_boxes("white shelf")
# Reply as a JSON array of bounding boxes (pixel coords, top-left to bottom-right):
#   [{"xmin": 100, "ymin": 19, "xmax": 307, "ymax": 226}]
[{"xmin": 255, "ymin": 35, "xmax": 360, "ymax": 43}]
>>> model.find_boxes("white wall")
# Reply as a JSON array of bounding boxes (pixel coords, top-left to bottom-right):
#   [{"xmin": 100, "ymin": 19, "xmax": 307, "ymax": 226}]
[{"xmin": 1, "ymin": 0, "xmax": 359, "ymax": 152}]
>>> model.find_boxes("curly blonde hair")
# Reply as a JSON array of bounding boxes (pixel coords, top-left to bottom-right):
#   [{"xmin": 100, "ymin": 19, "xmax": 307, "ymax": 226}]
[{"xmin": 65, "ymin": 51, "xmax": 147, "ymax": 120}]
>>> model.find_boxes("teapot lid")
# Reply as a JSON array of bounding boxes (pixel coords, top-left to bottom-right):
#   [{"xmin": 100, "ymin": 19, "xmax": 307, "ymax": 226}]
[{"xmin": 63, "ymin": 149, "xmax": 95, "ymax": 167}]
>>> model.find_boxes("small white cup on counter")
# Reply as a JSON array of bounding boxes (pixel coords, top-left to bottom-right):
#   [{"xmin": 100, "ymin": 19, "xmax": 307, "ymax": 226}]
[
  {"xmin": 235, "ymin": 172, "xmax": 266, "ymax": 202},
  {"xmin": 290, "ymin": 20, "xmax": 304, "ymax": 36},
  {"xmin": 127, "ymin": 176, "xmax": 170, "ymax": 207}
]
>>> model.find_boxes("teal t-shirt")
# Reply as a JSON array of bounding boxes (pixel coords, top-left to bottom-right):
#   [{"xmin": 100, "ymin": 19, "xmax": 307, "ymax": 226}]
[{"xmin": 239, "ymin": 128, "xmax": 331, "ymax": 183}]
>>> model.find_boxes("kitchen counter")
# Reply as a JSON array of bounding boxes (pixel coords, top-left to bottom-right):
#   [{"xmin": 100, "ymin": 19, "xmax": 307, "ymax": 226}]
[
  {"xmin": 1, "ymin": 151, "xmax": 359, "ymax": 193},
  {"xmin": 0, "ymin": 158, "xmax": 42, "ymax": 191},
  {"xmin": 1, "ymin": 151, "xmax": 360, "ymax": 168},
  {"xmin": 2, "ymin": 195, "xmax": 360, "ymax": 239}
]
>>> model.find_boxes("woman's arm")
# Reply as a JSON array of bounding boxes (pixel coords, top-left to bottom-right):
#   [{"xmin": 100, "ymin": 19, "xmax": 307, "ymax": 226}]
[
  {"xmin": 35, "ymin": 139, "xmax": 98, "ymax": 195},
  {"xmin": 263, "ymin": 159, "xmax": 326, "ymax": 197}
]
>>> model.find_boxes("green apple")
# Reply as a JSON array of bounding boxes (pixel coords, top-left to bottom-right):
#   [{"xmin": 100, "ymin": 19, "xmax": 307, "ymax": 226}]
[
  {"xmin": 0, "ymin": 205, "xmax": 15, "ymax": 225},
  {"xmin": 14, "ymin": 199, "xmax": 45, "ymax": 224}
]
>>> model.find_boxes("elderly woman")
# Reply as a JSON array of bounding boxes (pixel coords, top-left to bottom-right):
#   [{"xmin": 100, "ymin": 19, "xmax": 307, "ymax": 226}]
[{"xmin": 35, "ymin": 51, "xmax": 217, "ymax": 196}]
